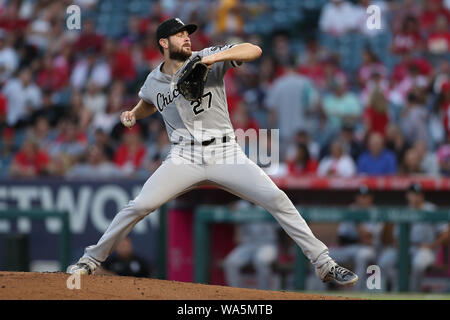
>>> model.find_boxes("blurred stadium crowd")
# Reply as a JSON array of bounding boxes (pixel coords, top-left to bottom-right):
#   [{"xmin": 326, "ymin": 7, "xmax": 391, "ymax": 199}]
[{"xmin": 0, "ymin": 0, "xmax": 450, "ymax": 179}]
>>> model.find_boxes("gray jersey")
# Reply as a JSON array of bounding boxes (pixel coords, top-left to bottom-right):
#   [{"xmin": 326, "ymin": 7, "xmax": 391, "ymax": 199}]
[
  {"xmin": 394, "ymin": 202, "xmax": 449, "ymax": 245},
  {"xmin": 138, "ymin": 44, "xmax": 240, "ymax": 143}
]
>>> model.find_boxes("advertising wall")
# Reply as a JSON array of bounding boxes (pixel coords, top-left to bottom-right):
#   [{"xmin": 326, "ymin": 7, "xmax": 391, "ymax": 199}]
[{"xmin": 0, "ymin": 179, "xmax": 158, "ymax": 272}]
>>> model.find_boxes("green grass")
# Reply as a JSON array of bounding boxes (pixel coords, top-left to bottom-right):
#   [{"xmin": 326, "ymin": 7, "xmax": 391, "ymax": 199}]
[{"xmin": 306, "ymin": 291, "xmax": 450, "ymax": 300}]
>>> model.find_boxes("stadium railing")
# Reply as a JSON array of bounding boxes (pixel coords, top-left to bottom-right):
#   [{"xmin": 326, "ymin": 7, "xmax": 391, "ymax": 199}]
[{"xmin": 193, "ymin": 205, "xmax": 450, "ymax": 292}]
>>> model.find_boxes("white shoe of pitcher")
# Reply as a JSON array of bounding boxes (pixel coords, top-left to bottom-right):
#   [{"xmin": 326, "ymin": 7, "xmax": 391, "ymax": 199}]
[
  {"xmin": 316, "ymin": 260, "xmax": 358, "ymax": 287},
  {"xmin": 66, "ymin": 257, "xmax": 98, "ymax": 275}
]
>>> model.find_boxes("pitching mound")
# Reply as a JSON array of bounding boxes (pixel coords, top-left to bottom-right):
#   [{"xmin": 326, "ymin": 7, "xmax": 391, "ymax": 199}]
[{"xmin": 0, "ymin": 272, "xmax": 354, "ymax": 300}]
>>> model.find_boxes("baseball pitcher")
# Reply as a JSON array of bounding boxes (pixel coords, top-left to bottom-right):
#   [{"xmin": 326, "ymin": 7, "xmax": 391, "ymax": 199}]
[{"xmin": 67, "ymin": 18, "xmax": 358, "ymax": 287}]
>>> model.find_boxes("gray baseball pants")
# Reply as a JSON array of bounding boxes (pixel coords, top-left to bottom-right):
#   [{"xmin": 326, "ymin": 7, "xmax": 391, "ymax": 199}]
[{"xmin": 81, "ymin": 140, "xmax": 332, "ymax": 270}]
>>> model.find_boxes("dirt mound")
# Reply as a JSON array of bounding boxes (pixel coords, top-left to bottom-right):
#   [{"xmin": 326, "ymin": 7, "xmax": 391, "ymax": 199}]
[{"xmin": 0, "ymin": 272, "xmax": 354, "ymax": 300}]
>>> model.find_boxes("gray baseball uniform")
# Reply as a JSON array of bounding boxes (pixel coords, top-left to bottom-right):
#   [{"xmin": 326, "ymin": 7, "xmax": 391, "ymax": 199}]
[
  {"xmin": 330, "ymin": 221, "xmax": 380, "ymax": 290},
  {"xmin": 224, "ymin": 220, "xmax": 279, "ymax": 289},
  {"xmin": 80, "ymin": 44, "xmax": 332, "ymax": 272},
  {"xmin": 378, "ymin": 202, "xmax": 449, "ymax": 291}
]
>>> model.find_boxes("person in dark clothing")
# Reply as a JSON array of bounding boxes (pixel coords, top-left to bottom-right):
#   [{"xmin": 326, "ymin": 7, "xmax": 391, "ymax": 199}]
[
  {"xmin": 319, "ymin": 123, "xmax": 363, "ymax": 162},
  {"xmin": 100, "ymin": 237, "xmax": 151, "ymax": 278}
]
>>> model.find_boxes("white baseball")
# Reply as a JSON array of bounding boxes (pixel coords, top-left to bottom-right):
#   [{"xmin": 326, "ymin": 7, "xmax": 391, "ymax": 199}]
[{"xmin": 122, "ymin": 114, "xmax": 136, "ymax": 128}]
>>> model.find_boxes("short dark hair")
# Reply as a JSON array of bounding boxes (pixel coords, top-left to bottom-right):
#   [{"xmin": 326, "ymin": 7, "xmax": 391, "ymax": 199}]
[{"xmin": 296, "ymin": 143, "xmax": 310, "ymax": 165}]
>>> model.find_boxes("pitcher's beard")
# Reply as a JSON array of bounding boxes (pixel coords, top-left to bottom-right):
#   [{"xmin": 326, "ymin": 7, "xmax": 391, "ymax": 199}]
[{"xmin": 168, "ymin": 45, "xmax": 191, "ymax": 61}]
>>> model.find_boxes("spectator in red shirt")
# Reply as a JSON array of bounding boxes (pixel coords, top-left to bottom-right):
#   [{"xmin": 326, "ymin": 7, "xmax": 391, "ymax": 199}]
[
  {"xmin": 286, "ymin": 143, "xmax": 318, "ymax": 176},
  {"xmin": 297, "ymin": 39, "xmax": 328, "ymax": 91},
  {"xmin": 392, "ymin": 57, "xmax": 433, "ymax": 83},
  {"xmin": 36, "ymin": 54, "xmax": 69, "ymax": 92},
  {"xmin": 0, "ymin": 91, "xmax": 6, "ymax": 124},
  {"xmin": 391, "ymin": 58, "xmax": 433, "ymax": 106},
  {"xmin": 111, "ymin": 40, "xmax": 136, "ymax": 83},
  {"xmin": 231, "ymin": 102, "xmax": 259, "ymax": 132},
  {"xmin": 419, "ymin": 0, "xmax": 450, "ymax": 34},
  {"xmin": 114, "ymin": 125, "xmax": 146, "ymax": 176},
  {"xmin": 222, "ymin": 62, "xmax": 244, "ymax": 115},
  {"xmin": 358, "ymin": 48, "xmax": 388, "ymax": 89},
  {"xmin": 75, "ymin": 19, "xmax": 104, "ymax": 53},
  {"xmin": 391, "ymin": 0, "xmax": 422, "ymax": 33},
  {"xmin": 391, "ymin": 15, "xmax": 423, "ymax": 56},
  {"xmin": 141, "ymin": 33, "xmax": 163, "ymax": 70},
  {"xmin": 9, "ymin": 138, "xmax": 50, "ymax": 177},
  {"xmin": 363, "ymin": 90, "xmax": 390, "ymax": 136},
  {"xmin": 427, "ymin": 15, "xmax": 450, "ymax": 56},
  {"xmin": 0, "ymin": 1, "xmax": 28, "ymax": 32}
]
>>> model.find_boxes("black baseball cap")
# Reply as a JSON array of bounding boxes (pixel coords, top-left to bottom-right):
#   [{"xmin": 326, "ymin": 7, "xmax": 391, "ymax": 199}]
[
  {"xmin": 156, "ymin": 18, "xmax": 197, "ymax": 43},
  {"xmin": 408, "ymin": 182, "xmax": 423, "ymax": 193}
]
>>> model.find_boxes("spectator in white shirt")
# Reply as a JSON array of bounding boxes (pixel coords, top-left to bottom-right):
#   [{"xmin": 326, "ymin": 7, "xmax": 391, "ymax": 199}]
[
  {"xmin": 319, "ymin": 0, "xmax": 359, "ymax": 36},
  {"xmin": 90, "ymin": 81, "xmax": 124, "ymax": 136},
  {"xmin": 2, "ymin": 67, "xmax": 42, "ymax": 127},
  {"xmin": 414, "ymin": 140, "xmax": 440, "ymax": 176},
  {"xmin": 26, "ymin": 13, "xmax": 51, "ymax": 51},
  {"xmin": 264, "ymin": 58, "xmax": 318, "ymax": 157},
  {"xmin": 318, "ymin": 139, "xmax": 356, "ymax": 177},
  {"xmin": 399, "ymin": 91, "xmax": 429, "ymax": 146},
  {"xmin": 83, "ymin": 80, "xmax": 107, "ymax": 116},
  {"xmin": 70, "ymin": 49, "xmax": 111, "ymax": 90},
  {"xmin": 0, "ymin": 29, "xmax": 19, "ymax": 84}
]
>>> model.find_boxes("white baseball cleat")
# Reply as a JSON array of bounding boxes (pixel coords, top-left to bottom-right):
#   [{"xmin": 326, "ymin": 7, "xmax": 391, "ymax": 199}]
[
  {"xmin": 66, "ymin": 257, "xmax": 98, "ymax": 275},
  {"xmin": 316, "ymin": 260, "xmax": 359, "ymax": 287}
]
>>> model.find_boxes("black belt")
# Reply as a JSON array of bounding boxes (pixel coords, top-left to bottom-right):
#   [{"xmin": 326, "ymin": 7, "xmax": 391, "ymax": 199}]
[{"xmin": 174, "ymin": 136, "xmax": 231, "ymax": 146}]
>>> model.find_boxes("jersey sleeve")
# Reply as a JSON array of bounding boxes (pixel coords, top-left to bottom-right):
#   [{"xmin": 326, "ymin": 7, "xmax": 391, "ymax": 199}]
[
  {"xmin": 138, "ymin": 74, "xmax": 155, "ymax": 105},
  {"xmin": 199, "ymin": 44, "xmax": 242, "ymax": 79}
]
